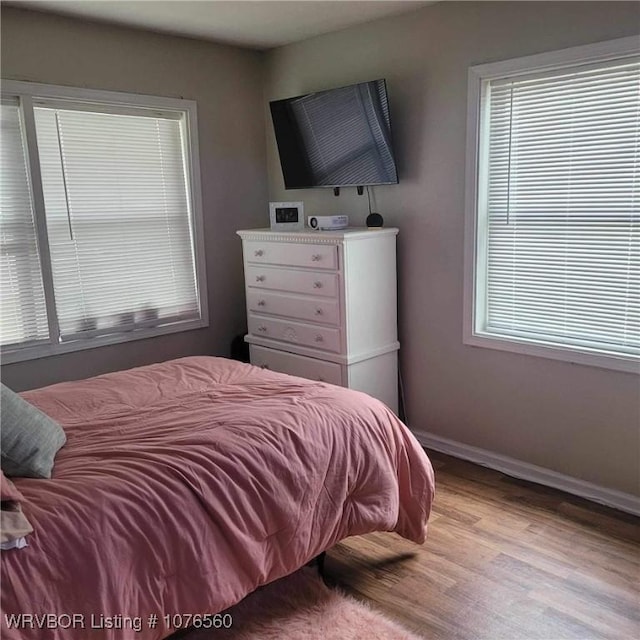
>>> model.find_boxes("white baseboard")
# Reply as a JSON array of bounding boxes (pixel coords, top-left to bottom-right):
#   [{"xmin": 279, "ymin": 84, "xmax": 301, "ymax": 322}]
[{"xmin": 414, "ymin": 431, "xmax": 640, "ymax": 517}]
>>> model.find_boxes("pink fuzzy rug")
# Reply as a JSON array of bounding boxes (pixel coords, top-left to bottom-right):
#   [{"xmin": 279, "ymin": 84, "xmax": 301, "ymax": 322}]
[{"xmin": 177, "ymin": 568, "xmax": 424, "ymax": 640}]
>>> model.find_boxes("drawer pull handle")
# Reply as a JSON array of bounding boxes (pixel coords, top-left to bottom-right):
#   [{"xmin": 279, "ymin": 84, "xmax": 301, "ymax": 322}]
[
  {"xmin": 257, "ymin": 325, "xmax": 267, "ymax": 333},
  {"xmin": 254, "ymin": 249, "xmax": 264, "ymax": 257},
  {"xmin": 311, "ymin": 254, "xmax": 322, "ymax": 262},
  {"xmin": 256, "ymin": 275, "xmax": 265, "ymax": 282},
  {"xmin": 315, "ymin": 308, "xmax": 323, "ymax": 316},
  {"xmin": 315, "ymin": 335, "xmax": 324, "ymax": 343},
  {"xmin": 313, "ymin": 281, "xmax": 323, "ymax": 289},
  {"xmin": 257, "ymin": 300, "xmax": 266, "ymax": 307}
]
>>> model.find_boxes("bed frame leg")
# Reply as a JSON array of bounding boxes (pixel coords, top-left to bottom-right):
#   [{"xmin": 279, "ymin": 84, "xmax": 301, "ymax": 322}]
[
  {"xmin": 317, "ymin": 551, "xmax": 326, "ymax": 577},
  {"xmin": 307, "ymin": 551, "xmax": 327, "ymax": 579}
]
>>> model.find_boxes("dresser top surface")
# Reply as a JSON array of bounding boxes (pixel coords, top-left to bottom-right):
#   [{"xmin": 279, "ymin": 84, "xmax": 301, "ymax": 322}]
[{"xmin": 237, "ymin": 227, "xmax": 399, "ymax": 241}]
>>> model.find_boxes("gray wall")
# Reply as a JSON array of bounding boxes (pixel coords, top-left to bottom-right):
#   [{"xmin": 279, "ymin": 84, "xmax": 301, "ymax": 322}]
[
  {"xmin": 264, "ymin": 1, "xmax": 640, "ymax": 495},
  {"xmin": 1, "ymin": 7, "xmax": 268, "ymax": 390}
]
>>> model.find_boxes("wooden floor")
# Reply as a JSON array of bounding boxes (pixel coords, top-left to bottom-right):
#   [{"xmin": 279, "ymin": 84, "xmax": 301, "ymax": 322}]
[{"xmin": 325, "ymin": 451, "xmax": 640, "ymax": 640}]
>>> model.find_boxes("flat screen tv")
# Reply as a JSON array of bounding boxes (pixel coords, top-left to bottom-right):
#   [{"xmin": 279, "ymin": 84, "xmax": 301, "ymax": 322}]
[{"xmin": 270, "ymin": 79, "xmax": 399, "ymax": 189}]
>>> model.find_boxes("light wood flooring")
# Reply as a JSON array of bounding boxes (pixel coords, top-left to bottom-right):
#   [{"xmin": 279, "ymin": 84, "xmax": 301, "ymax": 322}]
[{"xmin": 325, "ymin": 451, "xmax": 640, "ymax": 640}]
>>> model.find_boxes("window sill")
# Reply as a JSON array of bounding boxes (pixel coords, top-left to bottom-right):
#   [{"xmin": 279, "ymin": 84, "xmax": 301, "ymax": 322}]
[
  {"xmin": 463, "ymin": 331, "xmax": 640, "ymax": 375},
  {"xmin": 1, "ymin": 318, "xmax": 208, "ymax": 365}
]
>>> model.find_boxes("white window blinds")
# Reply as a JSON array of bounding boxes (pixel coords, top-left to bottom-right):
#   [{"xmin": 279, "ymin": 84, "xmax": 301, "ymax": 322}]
[
  {"xmin": 33, "ymin": 104, "xmax": 199, "ymax": 340},
  {"xmin": 479, "ymin": 57, "xmax": 640, "ymax": 358},
  {"xmin": 0, "ymin": 82, "xmax": 205, "ymax": 363},
  {"xmin": 0, "ymin": 101, "xmax": 49, "ymax": 347}
]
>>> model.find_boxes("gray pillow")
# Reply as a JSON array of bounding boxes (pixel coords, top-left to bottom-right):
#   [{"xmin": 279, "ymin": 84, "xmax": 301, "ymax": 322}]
[{"xmin": 1, "ymin": 384, "xmax": 66, "ymax": 478}]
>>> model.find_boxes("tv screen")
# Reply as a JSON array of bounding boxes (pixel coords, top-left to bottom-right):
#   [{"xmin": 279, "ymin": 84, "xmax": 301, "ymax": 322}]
[{"xmin": 270, "ymin": 79, "xmax": 399, "ymax": 189}]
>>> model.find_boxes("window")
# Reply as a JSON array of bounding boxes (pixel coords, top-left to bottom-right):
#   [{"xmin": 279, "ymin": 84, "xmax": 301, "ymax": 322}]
[
  {"xmin": 464, "ymin": 37, "xmax": 639, "ymax": 373},
  {"xmin": 0, "ymin": 82, "xmax": 207, "ymax": 363}
]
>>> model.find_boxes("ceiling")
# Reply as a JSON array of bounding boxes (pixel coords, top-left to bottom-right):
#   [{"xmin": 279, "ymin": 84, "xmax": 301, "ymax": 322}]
[{"xmin": 9, "ymin": 1, "xmax": 435, "ymax": 50}]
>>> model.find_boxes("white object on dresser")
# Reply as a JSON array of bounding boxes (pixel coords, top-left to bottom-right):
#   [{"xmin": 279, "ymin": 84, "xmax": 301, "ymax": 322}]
[{"xmin": 236, "ymin": 227, "xmax": 400, "ymax": 413}]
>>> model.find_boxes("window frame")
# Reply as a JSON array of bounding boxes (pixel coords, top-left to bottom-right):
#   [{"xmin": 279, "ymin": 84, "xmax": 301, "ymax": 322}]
[
  {"xmin": 1, "ymin": 80, "xmax": 208, "ymax": 364},
  {"xmin": 463, "ymin": 36, "xmax": 640, "ymax": 375}
]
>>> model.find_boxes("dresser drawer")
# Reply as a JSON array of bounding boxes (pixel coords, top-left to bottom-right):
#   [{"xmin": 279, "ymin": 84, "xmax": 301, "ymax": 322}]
[
  {"xmin": 248, "ymin": 315, "xmax": 341, "ymax": 353},
  {"xmin": 250, "ymin": 346, "xmax": 343, "ymax": 385},
  {"xmin": 246, "ymin": 290, "xmax": 340, "ymax": 326},
  {"xmin": 246, "ymin": 266, "xmax": 338, "ymax": 298},
  {"xmin": 245, "ymin": 241, "xmax": 338, "ymax": 270}
]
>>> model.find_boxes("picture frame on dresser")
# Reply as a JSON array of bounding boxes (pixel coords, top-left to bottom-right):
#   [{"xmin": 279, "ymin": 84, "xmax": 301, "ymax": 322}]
[
  {"xmin": 236, "ymin": 227, "xmax": 400, "ymax": 413},
  {"xmin": 269, "ymin": 201, "xmax": 304, "ymax": 231}
]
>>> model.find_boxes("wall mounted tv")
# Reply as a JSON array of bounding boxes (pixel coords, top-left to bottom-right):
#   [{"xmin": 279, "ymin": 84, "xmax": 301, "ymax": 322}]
[{"xmin": 270, "ymin": 79, "xmax": 399, "ymax": 189}]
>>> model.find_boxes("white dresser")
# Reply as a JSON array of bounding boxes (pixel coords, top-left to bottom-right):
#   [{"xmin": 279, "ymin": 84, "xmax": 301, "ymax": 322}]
[{"xmin": 236, "ymin": 227, "xmax": 400, "ymax": 413}]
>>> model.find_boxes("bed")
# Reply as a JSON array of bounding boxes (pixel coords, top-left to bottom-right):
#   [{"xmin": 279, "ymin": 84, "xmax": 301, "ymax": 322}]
[{"xmin": 1, "ymin": 356, "xmax": 435, "ymax": 639}]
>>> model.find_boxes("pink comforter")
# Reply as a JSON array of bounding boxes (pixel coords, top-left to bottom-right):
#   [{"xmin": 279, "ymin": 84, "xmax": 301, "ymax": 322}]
[{"xmin": 1, "ymin": 357, "xmax": 434, "ymax": 639}]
